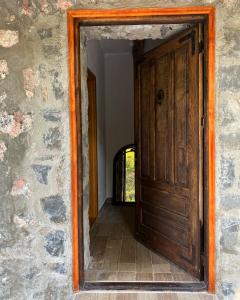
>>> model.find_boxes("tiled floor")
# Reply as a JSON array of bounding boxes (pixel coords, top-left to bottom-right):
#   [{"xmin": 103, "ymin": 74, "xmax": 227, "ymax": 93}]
[
  {"xmin": 74, "ymin": 292, "xmax": 217, "ymax": 300},
  {"xmin": 85, "ymin": 202, "xmax": 199, "ymax": 282}
]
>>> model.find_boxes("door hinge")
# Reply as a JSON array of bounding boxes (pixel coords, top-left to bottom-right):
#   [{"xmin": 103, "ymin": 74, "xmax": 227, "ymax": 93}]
[
  {"xmin": 201, "ymin": 115, "xmax": 205, "ymax": 128},
  {"xmin": 199, "ymin": 40, "xmax": 204, "ymax": 53}
]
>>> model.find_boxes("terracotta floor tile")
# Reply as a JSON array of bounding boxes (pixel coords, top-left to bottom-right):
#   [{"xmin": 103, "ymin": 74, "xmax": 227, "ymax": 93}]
[
  {"xmin": 117, "ymin": 271, "xmax": 136, "ymax": 281},
  {"xmin": 96, "ymin": 271, "xmax": 117, "ymax": 281},
  {"xmin": 120, "ymin": 238, "xmax": 136, "ymax": 264},
  {"xmin": 85, "ymin": 270, "xmax": 98, "ymax": 281},
  {"xmin": 116, "ymin": 294, "xmax": 137, "ymax": 300},
  {"xmin": 151, "ymin": 252, "xmax": 169, "ymax": 265},
  {"xmin": 86, "ymin": 202, "xmax": 200, "ymax": 282},
  {"xmin": 136, "ymin": 272, "xmax": 153, "ymax": 281},
  {"xmin": 173, "ymin": 273, "xmax": 198, "ymax": 282},
  {"xmin": 118, "ymin": 263, "xmax": 136, "ymax": 272},
  {"xmin": 153, "ymin": 273, "xmax": 174, "ymax": 281},
  {"xmin": 74, "ymin": 293, "xmax": 218, "ymax": 300},
  {"xmin": 152, "ymin": 263, "xmax": 171, "ymax": 273},
  {"xmin": 136, "ymin": 243, "xmax": 152, "ymax": 273}
]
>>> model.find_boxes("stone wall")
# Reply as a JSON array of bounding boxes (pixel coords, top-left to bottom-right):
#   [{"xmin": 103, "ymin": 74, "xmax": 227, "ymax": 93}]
[{"xmin": 0, "ymin": 1, "xmax": 240, "ymax": 300}]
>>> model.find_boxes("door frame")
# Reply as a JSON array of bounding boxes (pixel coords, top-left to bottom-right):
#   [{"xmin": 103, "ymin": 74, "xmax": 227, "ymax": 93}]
[
  {"xmin": 87, "ymin": 68, "xmax": 98, "ymax": 227},
  {"xmin": 67, "ymin": 6, "xmax": 215, "ymax": 294}
]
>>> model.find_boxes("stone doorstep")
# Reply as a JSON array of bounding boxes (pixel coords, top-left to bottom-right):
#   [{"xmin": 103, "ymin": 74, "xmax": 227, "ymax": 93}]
[{"xmin": 73, "ymin": 291, "xmax": 218, "ymax": 300}]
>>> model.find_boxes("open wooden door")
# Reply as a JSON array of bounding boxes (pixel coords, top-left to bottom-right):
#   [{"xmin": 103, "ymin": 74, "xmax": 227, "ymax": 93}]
[
  {"xmin": 135, "ymin": 25, "xmax": 203, "ymax": 279},
  {"xmin": 88, "ymin": 69, "xmax": 98, "ymax": 227}
]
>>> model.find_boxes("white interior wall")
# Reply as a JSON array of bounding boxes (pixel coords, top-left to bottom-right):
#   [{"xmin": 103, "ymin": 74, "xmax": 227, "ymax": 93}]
[
  {"xmin": 104, "ymin": 53, "xmax": 134, "ymax": 198},
  {"xmin": 87, "ymin": 40, "xmax": 106, "ymax": 210},
  {"xmin": 87, "ymin": 40, "xmax": 135, "ymax": 203}
]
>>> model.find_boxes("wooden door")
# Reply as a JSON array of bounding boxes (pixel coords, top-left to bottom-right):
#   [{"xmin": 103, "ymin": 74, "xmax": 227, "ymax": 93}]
[
  {"xmin": 135, "ymin": 26, "xmax": 203, "ymax": 279},
  {"xmin": 88, "ymin": 69, "xmax": 98, "ymax": 227}
]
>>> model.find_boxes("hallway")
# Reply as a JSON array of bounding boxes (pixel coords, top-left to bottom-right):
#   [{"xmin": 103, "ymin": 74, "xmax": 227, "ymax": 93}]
[{"xmin": 85, "ymin": 202, "xmax": 198, "ymax": 282}]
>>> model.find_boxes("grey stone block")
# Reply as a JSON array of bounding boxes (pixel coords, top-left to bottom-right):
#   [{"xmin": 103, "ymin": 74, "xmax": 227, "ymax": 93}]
[
  {"xmin": 41, "ymin": 195, "xmax": 66, "ymax": 223},
  {"xmin": 43, "ymin": 127, "xmax": 61, "ymax": 149},
  {"xmin": 31, "ymin": 164, "xmax": 52, "ymax": 184},
  {"xmin": 45, "ymin": 230, "xmax": 64, "ymax": 257}
]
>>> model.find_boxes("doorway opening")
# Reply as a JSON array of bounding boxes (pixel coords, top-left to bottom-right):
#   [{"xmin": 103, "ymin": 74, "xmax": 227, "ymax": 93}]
[
  {"xmin": 113, "ymin": 144, "xmax": 136, "ymax": 205},
  {"xmin": 86, "ymin": 26, "xmax": 202, "ymax": 284},
  {"xmin": 67, "ymin": 7, "xmax": 215, "ymax": 293}
]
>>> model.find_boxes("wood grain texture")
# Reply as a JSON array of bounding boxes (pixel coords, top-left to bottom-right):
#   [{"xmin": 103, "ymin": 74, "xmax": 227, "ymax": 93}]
[
  {"xmin": 207, "ymin": 8, "xmax": 215, "ymax": 294},
  {"xmin": 68, "ymin": 12, "xmax": 80, "ymax": 292},
  {"xmin": 68, "ymin": 7, "xmax": 215, "ymax": 19},
  {"xmin": 135, "ymin": 25, "xmax": 201, "ymax": 278},
  {"xmin": 88, "ymin": 69, "xmax": 98, "ymax": 227},
  {"xmin": 68, "ymin": 6, "xmax": 215, "ymax": 293}
]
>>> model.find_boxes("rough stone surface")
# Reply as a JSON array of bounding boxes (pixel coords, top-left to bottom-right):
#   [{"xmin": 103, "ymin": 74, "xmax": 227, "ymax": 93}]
[
  {"xmin": 83, "ymin": 24, "xmax": 189, "ymax": 40},
  {"xmin": 0, "ymin": 112, "xmax": 32, "ymax": 138},
  {"xmin": 0, "ymin": 30, "xmax": 19, "ymax": 48},
  {"xmin": 43, "ymin": 109, "xmax": 61, "ymax": 122},
  {"xmin": 0, "ymin": 60, "xmax": 9, "ymax": 79},
  {"xmin": 43, "ymin": 127, "xmax": 61, "ymax": 149},
  {"xmin": 0, "ymin": 141, "xmax": 7, "ymax": 161},
  {"xmin": 54, "ymin": 262, "xmax": 66, "ymax": 274},
  {"xmin": 41, "ymin": 195, "xmax": 66, "ymax": 222},
  {"xmin": 220, "ymin": 218, "xmax": 240, "ymax": 254},
  {"xmin": 52, "ymin": 71, "xmax": 64, "ymax": 100},
  {"xmin": 221, "ymin": 195, "xmax": 240, "ymax": 210},
  {"xmin": 37, "ymin": 28, "xmax": 52, "ymax": 40},
  {"xmin": 22, "ymin": 68, "xmax": 39, "ymax": 98},
  {"xmin": 45, "ymin": 230, "xmax": 65, "ymax": 257},
  {"xmin": 220, "ymin": 156, "xmax": 235, "ymax": 189},
  {"xmin": 218, "ymin": 66, "xmax": 240, "ymax": 92},
  {"xmin": 0, "ymin": 0, "xmax": 240, "ymax": 299},
  {"xmin": 10, "ymin": 178, "xmax": 29, "ymax": 197},
  {"xmin": 221, "ymin": 282, "xmax": 235, "ymax": 297},
  {"xmin": 31, "ymin": 164, "xmax": 52, "ymax": 184},
  {"xmin": 57, "ymin": 0, "xmax": 73, "ymax": 10},
  {"xmin": 0, "ymin": 91, "xmax": 7, "ymax": 103}
]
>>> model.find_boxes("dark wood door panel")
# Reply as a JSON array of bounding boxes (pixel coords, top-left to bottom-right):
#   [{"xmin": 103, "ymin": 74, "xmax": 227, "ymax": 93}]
[
  {"xmin": 141, "ymin": 210, "xmax": 189, "ymax": 247},
  {"xmin": 140, "ymin": 205, "xmax": 190, "ymax": 244},
  {"xmin": 136, "ymin": 224, "xmax": 198, "ymax": 276},
  {"xmin": 139, "ymin": 61, "xmax": 153, "ymax": 179},
  {"xmin": 142, "ymin": 25, "xmax": 198, "ymax": 63},
  {"xmin": 174, "ymin": 44, "xmax": 190, "ymax": 188},
  {"xmin": 141, "ymin": 184, "xmax": 189, "ymax": 217},
  {"xmin": 154, "ymin": 52, "xmax": 173, "ymax": 183},
  {"xmin": 135, "ymin": 25, "xmax": 202, "ymax": 279},
  {"xmin": 140, "ymin": 177, "xmax": 190, "ymax": 197},
  {"xmin": 140, "ymin": 200, "xmax": 189, "ymax": 228}
]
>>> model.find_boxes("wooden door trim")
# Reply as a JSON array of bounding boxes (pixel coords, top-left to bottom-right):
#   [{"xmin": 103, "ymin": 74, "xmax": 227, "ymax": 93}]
[
  {"xmin": 67, "ymin": 6, "xmax": 215, "ymax": 293},
  {"xmin": 88, "ymin": 69, "xmax": 98, "ymax": 227}
]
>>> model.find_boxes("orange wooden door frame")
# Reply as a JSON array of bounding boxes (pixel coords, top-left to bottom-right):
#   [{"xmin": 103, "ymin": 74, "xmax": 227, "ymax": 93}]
[{"xmin": 67, "ymin": 6, "xmax": 215, "ymax": 294}]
